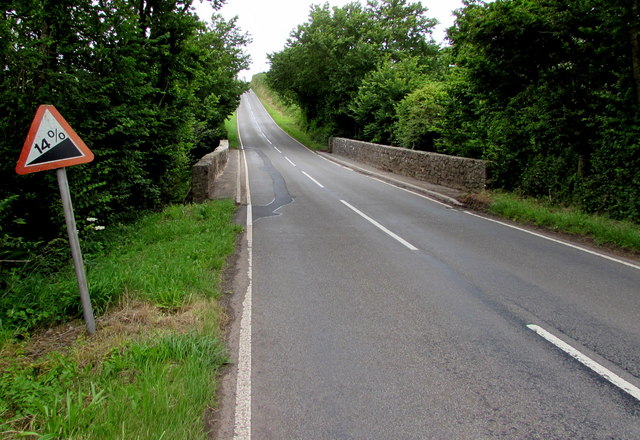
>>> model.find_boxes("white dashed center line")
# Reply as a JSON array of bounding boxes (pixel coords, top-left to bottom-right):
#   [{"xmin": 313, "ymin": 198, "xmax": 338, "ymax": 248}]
[
  {"xmin": 302, "ymin": 171, "xmax": 325, "ymax": 188},
  {"xmin": 340, "ymin": 200, "xmax": 418, "ymax": 251}
]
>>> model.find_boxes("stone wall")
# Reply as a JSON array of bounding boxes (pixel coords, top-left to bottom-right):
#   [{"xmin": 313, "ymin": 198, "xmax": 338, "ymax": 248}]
[
  {"xmin": 191, "ymin": 140, "xmax": 229, "ymax": 203},
  {"xmin": 329, "ymin": 137, "xmax": 487, "ymax": 193}
]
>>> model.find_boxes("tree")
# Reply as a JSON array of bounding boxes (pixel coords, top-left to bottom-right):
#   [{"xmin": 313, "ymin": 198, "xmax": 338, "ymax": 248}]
[
  {"xmin": 267, "ymin": 0, "xmax": 438, "ymax": 138},
  {"xmin": 0, "ymin": 0, "xmax": 249, "ymax": 262},
  {"xmin": 394, "ymin": 80, "xmax": 447, "ymax": 151},
  {"xmin": 350, "ymin": 57, "xmax": 428, "ymax": 144},
  {"xmin": 448, "ymin": 0, "xmax": 640, "ymax": 221}
]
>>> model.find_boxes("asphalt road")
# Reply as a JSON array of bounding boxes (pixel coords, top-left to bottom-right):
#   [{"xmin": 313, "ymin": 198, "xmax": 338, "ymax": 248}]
[{"xmin": 229, "ymin": 90, "xmax": 640, "ymax": 439}]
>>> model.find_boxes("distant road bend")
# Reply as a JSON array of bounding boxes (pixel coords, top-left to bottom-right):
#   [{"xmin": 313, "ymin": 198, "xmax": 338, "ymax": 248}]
[{"xmin": 225, "ymin": 90, "xmax": 640, "ymax": 440}]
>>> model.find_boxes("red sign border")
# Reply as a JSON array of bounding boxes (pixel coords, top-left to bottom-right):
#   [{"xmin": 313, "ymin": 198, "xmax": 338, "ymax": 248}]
[{"xmin": 16, "ymin": 105, "xmax": 94, "ymax": 175}]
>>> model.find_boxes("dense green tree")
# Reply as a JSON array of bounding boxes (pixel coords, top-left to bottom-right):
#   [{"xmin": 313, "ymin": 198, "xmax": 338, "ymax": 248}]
[
  {"xmin": 394, "ymin": 80, "xmax": 447, "ymax": 151},
  {"xmin": 448, "ymin": 0, "xmax": 640, "ymax": 221},
  {"xmin": 0, "ymin": 0, "xmax": 249, "ymax": 262},
  {"xmin": 267, "ymin": 0, "xmax": 438, "ymax": 138},
  {"xmin": 350, "ymin": 57, "xmax": 428, "ymax": 144},
  {"xmin": 267, "ymin": 0, "xmax": 639, "ymax": 222}
]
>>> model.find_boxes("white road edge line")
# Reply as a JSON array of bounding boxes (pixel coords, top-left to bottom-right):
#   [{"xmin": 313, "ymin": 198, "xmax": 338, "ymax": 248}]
[
  {"xmin": 465, "ymin": 211, "xmax": 640, "ymax": 271},
  {"xmin": 318, "ymin": 155, "xmax": 354, "ymax": 171},
  {"xmin": 340, "ymin": 200, "xmax": 418, "ymax": 251},
  {"xmin": 234, "ymin": 119, "xmax": 252, "ymax": 440},
  {"xmin": 527, "ymin": 324, "xmax": 640, "ymax": 402},
  {"xmin": 285, "ymin": 156, "xmax": 296, "ymax": 167},
  {"xmin": 235, "ymin": 144, "xmax": 242, "ymax": 205},
  {"xmin": 302, "ymin": 171, "xmax": 325, "ymax": 188}
]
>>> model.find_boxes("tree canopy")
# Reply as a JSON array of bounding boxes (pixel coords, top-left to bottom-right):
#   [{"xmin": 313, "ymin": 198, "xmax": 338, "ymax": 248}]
[
  {"xmin": 449, "ymin": 0, "xmax": 640, "ymax": 220},
  {"xmin": 267, "ymin": 0, "xmax": 440, "ymax": 138},
  {"xmin": 0, "ymin": 0, "xmax": 249, "ymax": 262}
]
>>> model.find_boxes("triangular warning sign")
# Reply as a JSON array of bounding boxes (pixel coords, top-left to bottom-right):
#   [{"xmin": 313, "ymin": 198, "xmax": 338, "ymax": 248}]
[{"xmin": 16, "ymin": 105, "xmax": 94, "ymax": 175}]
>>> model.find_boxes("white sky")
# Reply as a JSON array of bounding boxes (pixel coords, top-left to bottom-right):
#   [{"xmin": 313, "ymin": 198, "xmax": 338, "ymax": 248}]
[{"xmin": 194, "ymin": 0, "xmax": 467, "ymax": 80}]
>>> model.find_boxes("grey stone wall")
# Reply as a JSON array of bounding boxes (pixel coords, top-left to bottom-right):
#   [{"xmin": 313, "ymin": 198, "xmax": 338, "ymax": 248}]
[
  {"xmin": 330, "ymin": 137, "xmax": 487, "ymax": 193},
  {"xmin": 191, "ymin": 140, "xmax": 229, "ymax": 203}
]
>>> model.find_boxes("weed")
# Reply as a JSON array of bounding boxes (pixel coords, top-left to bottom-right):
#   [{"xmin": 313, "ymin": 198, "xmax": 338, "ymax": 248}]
[{"xmin": 40, "ymin": 384, "xmax": 106, "ymax": 438}]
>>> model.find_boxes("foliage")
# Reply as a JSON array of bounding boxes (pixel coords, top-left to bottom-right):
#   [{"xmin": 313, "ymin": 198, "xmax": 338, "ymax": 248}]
[
  {"xmin": 350, "ymin": 57, "xmax": 428, "ymax": 144},
  {"xmin": 267, "ymin": 0, "xmax": 439, "ymax": 139},
  {"xmin": 265, "ymin": 0, "xmax": 640, "ymax": 223},
  {"xmin": 0, "ymin": 199, "xmax": 240, "ymax": 335},
  {"xmin": 448, "ymin": 0, "xmax": 640, "ymax": 221},
  {"xmin": 394, "ymin": 80, "xmax": 447, "ymax": 151},
  {"xmin": 0, "ymin": 0, "xmax": 249, "ymax": 268}
]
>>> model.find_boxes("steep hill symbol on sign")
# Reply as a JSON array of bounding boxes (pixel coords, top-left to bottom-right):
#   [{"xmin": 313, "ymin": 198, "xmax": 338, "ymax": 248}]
[{"xmin": 16, "ymin": 105, "xmax": 94, "ymax": 175}]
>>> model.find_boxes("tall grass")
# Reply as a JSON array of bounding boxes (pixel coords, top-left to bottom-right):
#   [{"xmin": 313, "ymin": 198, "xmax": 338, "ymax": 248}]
[
  {"xmin": 1, "ymin": 201, "xmax": 240, "ymax": 334},
  {"xmin": 1, "ymin": 200, "xmax": 240, "ymax": 439},
  {"xmin": 489, "ymin": 192, "xmax": 640, "ymax": 253},
  {"xmin": 85, "ymin": 332, "xmax": 228, "ymax": 439},
  {"xmin": 225, "ymin": 112, "xmax": 239, "ymax": 149}
]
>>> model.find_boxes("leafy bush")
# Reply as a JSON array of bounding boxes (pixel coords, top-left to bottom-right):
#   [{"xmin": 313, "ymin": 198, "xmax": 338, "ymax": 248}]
[
  {"xmin": 448, "ymin": 0, "xmax": 640, "ymax": 223},
  {"xmin": 394, "ymin": 80, "xmax": 447, "ymax": 151},
  {"xmin": 0, "ymin": 0, "xmax": 249, "ymax": 265}
]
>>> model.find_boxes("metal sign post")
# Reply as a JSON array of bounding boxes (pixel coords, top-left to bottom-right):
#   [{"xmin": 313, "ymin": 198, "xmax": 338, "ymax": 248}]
[
  {"xmin": 56, "ymin": 167, "xmax": 96, "ymax": 334},
  {"xmin": 16, "ymin": 105, "xmax": 97, "ymax": 334}
]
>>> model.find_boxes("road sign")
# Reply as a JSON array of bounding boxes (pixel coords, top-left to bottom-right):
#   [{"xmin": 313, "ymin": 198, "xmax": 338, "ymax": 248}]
[
  {"xmin": 14, "ymin": 105, "xmax": 97, "ymax": 334},
  {"xmin": 16, "ymin": 105, "xmax": 93, "ymax": 175}
]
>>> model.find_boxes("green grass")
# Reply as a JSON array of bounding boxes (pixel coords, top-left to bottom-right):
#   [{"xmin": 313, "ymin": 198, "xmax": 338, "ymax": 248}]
[
  {"xmin": 94, "ymin": 202, "xmax": 239, "ymax": 307},
  {"xmin": 250, "ymin": 74, "xmax": 327, "ymax": 151},
  {"xmin": 225, "ymin": 112, "xmax": 239, "ymax": 149},
  {"xmin": 1, "ymin": 201, "xmax": 240, "ymax": 333},
  {"xmin": 0, "ymin": 200, "xmax": 241, "ymax": 439},
  {"xmin": 1, "ymin": 329, "xmax": 228, "ymax": 439},
  {"xmin": 85, "ymin": 332, "xmax": 227, "ymax": 439},
  {"xmin": 488, "ymin": 192, "xmax": 640, "ymax": 253}
]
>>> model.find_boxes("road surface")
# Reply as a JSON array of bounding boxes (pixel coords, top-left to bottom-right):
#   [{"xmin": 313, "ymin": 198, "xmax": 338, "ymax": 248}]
[{"xmin": 225, "ymin": 90, "xmax": 640, "ymax": 439}]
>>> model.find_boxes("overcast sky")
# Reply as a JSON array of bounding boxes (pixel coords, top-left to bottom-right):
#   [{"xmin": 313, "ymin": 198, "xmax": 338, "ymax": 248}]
[{"xmin": 194, "ymin": 0, "xmax": 466, "ymax": 80}]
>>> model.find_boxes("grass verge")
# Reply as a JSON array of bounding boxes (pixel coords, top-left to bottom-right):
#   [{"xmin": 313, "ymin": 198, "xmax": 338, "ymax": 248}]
[
  {"xmin": 225, "ymin": 112, "xmax": 239, "ymax": 149},
  {"xmin": 250, "ymin": 74, "xmax": 326, "ymax": 151},
  {"xmin": 0, "ymin": 200, "xmax": 241, "ymax": 439},
  {"xmin": 466, "ymin": 191, "xmax": 640, "ymax": 254}
]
